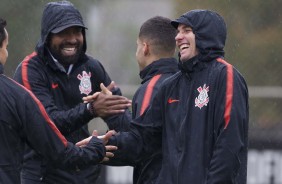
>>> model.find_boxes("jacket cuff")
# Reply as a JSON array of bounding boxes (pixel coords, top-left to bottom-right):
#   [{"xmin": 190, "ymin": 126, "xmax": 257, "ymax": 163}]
[{"xmin": 86, "ymin": 103, "xmax": 97, "ymax": 118}]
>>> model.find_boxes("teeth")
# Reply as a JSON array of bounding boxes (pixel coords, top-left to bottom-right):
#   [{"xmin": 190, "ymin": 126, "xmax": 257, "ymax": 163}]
[
  {"xmin": 180, "ymin": 44, "xmax": 189, "ymax": 50},
  {"xmin": 63, "ymin": 48, "xmax": 75, "ymax": 51}
]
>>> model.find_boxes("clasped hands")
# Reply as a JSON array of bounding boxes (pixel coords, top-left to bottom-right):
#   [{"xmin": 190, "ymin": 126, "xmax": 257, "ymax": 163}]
[
  {"xmin": 84, "ymin": 81, "xmax": 132, "ymax": 118},
  {"xmin": 77, "ymin": 81, "xmax": 130, "ymax": 162},
  {"xmin": 76, "ymin": 129, "xmax": 117, "ymax": 163}
]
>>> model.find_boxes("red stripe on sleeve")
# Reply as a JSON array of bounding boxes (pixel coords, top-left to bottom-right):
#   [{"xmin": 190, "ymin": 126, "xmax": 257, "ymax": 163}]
[
  {"xmin": 22, "ymin": 52, "xmax": 37, "ymax": 90},
  {"xmin": 217, "ymin": 58, "xmax": 234, "ymax": 129},
  {"xmin": 140, "ymin": 74, "xmax": 162, "ymax": 116},
  {"xmin": 13, "ymin": 60, "xmax": 68, "ymax": 147}
]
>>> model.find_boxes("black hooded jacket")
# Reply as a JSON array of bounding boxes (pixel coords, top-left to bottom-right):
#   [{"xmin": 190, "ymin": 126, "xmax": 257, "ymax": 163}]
[
  {"xmin": 109, "ymin": 10, "xmax": 249, "ymax": 184},
  {"xmin": 132, "ymin": 58, "xmax": 178, "ymax": 184},
  {"xmin": 0, "ymin": 64, "xmax": 105, "ymax": 184},
  {"xmin": 13, "ymin": 1, "xmax": 130, "ymax": 183}
]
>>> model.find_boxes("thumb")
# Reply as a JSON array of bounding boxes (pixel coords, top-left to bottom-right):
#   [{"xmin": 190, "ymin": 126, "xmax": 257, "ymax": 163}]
[
  {"xmin": 100, "ymin": 130, "xmax": 115, "ymax": 145},
  {"xmin": 100, "ymin": 83, "xmax": 112, "ymax": 95},
  {"xmin": 107, "ymin": 81, "xmax": 116, "ymax": 91},
  {"xmin": 92, "ymin": 130, "xmax": 98, "ymax": 137}
]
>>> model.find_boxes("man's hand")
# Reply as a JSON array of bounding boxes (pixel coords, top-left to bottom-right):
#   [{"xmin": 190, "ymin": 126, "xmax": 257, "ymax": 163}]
[
  {"xmin": 100, "ymin": 130, "xmax": 118, "ymax": 162},
  {"xmin": 83, "ymin": 81, "xmax": 115, "ymax": 102},
  {"xmin": 76, "ymin": 130, "xmax": 118, "ymax": 162},
  {"xmin": 83, "ymin": 82, "xmax": 132, "ymax": 118},
  {"xmin": 102, "ymin": 145, "xmax": 118, "ymax": 162},
  {"xmin": 76, "ymin": 130, "xmax": 116, "ymax": 147}
]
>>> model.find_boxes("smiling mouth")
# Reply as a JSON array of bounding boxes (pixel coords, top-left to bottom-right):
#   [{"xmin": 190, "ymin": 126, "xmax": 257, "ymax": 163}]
[
  {"xmin": 62, "ymin": 47, "xmax": 77, "ymax": 56},
  {"xmin": 179, "ymin": 44, "xmax": 189, "ymax": 51}
]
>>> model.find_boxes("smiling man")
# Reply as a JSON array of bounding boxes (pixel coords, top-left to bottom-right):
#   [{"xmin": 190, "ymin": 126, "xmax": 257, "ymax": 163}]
[
  {"xmin": 13, "ymin": 1, "xmax": 131, "ymax": 184},
  {"xmin": 0, "ymin": 17, "xmax": 117, "ymax": 184}
]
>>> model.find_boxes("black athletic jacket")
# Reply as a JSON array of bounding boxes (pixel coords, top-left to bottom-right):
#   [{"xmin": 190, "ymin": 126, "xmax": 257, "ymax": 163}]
[
  {"xmin": 13, "ymin": 1, "xmax": 130, "ymax": 183},
  {"xmin": 0, "ymin": 64, "xmax": 105, "ymax": 184},
  {"xmin": 109, "ymin": 10, "xmax": 249, "ymax": 184},
  {"xmin": 132, "ymin": 58, "xmax": 178, "ymax": 184}
]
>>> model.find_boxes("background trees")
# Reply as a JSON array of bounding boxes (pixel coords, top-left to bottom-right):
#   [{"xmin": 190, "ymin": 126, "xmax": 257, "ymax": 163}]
[{"xmin": 1, "ymin": 0, "xmax": 281, "ymax": 148}]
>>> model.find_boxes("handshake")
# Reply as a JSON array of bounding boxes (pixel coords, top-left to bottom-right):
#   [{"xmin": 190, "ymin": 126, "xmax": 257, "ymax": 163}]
[
  {"xmin": 76, "ymin": 129, "xmax": 117, "ymax": 163},
  {"xmin": 76, "ymin": 81, "xmax": 131, "ymax": 162}
]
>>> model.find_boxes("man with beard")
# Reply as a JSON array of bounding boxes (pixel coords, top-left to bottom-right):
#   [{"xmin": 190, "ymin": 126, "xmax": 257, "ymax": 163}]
[
  {"xmin": 0, "ymin": 17, "xmax": 116, "ymax": 184},
  {"xmin": 14, "ymin": 1, "xmax": 131, "ymax": 184}
]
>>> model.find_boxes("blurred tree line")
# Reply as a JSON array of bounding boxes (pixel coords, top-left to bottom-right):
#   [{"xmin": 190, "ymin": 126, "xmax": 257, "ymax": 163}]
[
  {"xmin": 1, "ymin": 0, "xmax": 282, "ymax": 148},
  {"xmin": 0, "ymin": 0, "xmax": 94, "ymax": 76}
]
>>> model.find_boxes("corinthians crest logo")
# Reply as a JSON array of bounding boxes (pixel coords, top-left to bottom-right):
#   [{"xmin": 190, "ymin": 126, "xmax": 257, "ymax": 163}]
[
  {"xmin": 195, "ymin": 84, "xmax": 209, "ymax": 109},
  {"xmin": 77, "ymin": 71, "xmax": 92, "ymax": 95}
]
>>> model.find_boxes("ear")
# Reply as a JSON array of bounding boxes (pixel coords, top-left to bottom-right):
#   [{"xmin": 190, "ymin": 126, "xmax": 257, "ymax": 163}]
[{"xmin": 143, "ymin": 42, "xmax": 150, "ymax": 56}]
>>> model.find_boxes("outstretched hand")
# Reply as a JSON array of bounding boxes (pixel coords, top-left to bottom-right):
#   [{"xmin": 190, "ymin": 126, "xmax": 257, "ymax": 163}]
[
  {"xmin": 83, "ymin": 81, "xmax": 114, "ymax": 102},
  {"xmin": 75, "ymin": 130, "xmax": 117, "ymax": 162},
  {"xmin": 82, "ymin": 82, "xmax": 132, "ymax": 118},
  {"xmin": 76, "ymin": 130, "xmax": 116, "ymax": 147}
]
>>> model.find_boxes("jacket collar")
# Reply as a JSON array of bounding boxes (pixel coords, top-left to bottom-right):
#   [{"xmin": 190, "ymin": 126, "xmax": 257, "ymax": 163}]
[
  {"xmin": 44, "ymin": 49, "xmax": 87, "ymax": 74},
  {"xmin": 139, "ymin": 57, "xmax": 178, "ymax": 84},
  {"xmin": 178, "ymin": 55, "xmax": 206, "ymax": 74}
]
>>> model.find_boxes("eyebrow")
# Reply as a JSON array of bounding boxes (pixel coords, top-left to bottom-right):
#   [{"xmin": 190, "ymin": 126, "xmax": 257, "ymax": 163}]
[{"xmin": 181, "ymin": 25, "xmax": 192, "ymax": 29}]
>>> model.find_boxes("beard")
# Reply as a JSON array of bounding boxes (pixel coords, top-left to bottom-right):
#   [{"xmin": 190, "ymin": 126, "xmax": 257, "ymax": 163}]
[{"xmin": 49, "ymin": 42, "xmax": 83, "ymax": 66}]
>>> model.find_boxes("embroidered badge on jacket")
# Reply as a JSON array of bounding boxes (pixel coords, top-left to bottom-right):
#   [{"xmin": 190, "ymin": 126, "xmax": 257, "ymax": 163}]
[
  {"xmin": 195, "ymin": 84, "xmax": 209, "ymax": 109},
  {"xmin": 77, "ymin": 71, "xmax": 92, "ymax": 95}
]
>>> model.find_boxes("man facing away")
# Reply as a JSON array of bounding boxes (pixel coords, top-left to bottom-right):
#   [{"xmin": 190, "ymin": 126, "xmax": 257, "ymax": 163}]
[
  {"xmin": 13, "ymin": 1, "xmax": 131, "ymax": 184},
  {"xmin": 0, "ymin": 17, "xmax": 116, "ymax": 184},
  {"xmin": 91, "ymin": 16, "xmax": 179, "ymax": 184},
  {"xmin": 89, "ymin": 9, "xmax": 249, "ymax": 184}
]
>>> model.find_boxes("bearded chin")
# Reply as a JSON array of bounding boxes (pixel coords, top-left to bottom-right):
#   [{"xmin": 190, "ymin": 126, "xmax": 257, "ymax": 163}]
[
  {"xmin": 58, "ymin": 53, "xmax": 80, "ymax": 65},
  {"xmin": 50, "ymin": 47, "xmax": 83, "ymax": 66}
]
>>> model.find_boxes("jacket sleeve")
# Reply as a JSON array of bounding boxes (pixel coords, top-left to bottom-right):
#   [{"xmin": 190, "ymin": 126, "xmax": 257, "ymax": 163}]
[
  {"xmin": 206, "ymin": 66, "xmax": 249, "ymax": 183},
  {"xmin": 80, "ymin": 58, "xmax": 132, "ymax": 133},
  {"xmin": 104, "ymin": 109, "xmax": 132, "ymax": 132},
  {"xmin": 20, "ymin": 88, "xmax": 105, "ymax": 170},
  {"xmin": 106, "ymin": 89, "xmax": 163, "ymax": 166},
  {"xmin": 13, "ymin": 60, "xmax": 93, "ymax": 135},
  {"xmin": 102, "ymin": 84, "xmax": 132, "ymax": 132}
]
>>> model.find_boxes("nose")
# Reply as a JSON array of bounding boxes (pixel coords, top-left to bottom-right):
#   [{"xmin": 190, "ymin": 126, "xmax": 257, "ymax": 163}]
[
  {"xmin": 65, "ymin": 32, "xmax": 77, "ymax": 44},
  {"xmin": 175, "ymin": 32, "xmax": 183, "ymax": 41}
]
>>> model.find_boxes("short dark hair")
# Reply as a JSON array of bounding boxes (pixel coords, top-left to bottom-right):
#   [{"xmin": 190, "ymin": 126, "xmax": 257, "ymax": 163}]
[
  {"xmin": 0, "ymin": 18, "xmax": 7, "ymax": 48},
  {"xmin": 139, "ymin": 16, "xmax": 176, "ymax": 56}
]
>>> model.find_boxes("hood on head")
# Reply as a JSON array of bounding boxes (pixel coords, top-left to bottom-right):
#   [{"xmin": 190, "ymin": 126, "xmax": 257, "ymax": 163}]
[
  {"xmin": 36, "ymin": 0, "xmax": 87, "ymax": 56},
  {"xmin": 171, "ymin": 9, "xmax": 227, "ymax": 62}
]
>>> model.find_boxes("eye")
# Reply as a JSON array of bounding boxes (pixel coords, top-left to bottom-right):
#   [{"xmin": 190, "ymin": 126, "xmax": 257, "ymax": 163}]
[{"xmin": 184, "ymin": 28, "xmax": 192, "ymax": 33}]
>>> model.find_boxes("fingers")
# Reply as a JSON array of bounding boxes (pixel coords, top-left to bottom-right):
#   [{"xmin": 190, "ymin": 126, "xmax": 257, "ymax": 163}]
[
  {"xmin": 106, "ymin": 145, "xmax": 118, "ymax": 152},
  {"xmin": 97, "ymin": 94, "xmax": 132, "ymax": 106},
  {"xmin": 82, "ymin": 92, "xmax": 100, "ymax": 103},
  {"xmin": 105, "ymin": 146, "xmax": 117, "ymax": 158},
  {"xmin": 90, "ymin": 92, "xmax": 131, "ymax": 117},
  {"xmin": 104, "ymin": 130, "xmax": 116, "ymax": 140},
  {"xmin": 82, "ymin": 82, "xmax": 113, "ymax": 103},
  {"xmin": 101, "ymin": 83, "xmax": 112, "ymax": 95},
  {"xmin": 106, "ymin": 81, "xmax": 117, "ymax": 91},
  {"xmin": 92, "ymin": 130, "xmax": 98, "ymax": 137},
  {"xmin": 102, "ymin": 156, "xmax": 110, "ymax": 162},
  {"xmin": 101, "ymin": 145, "xmax": 118, "ymax": 163},
  {"xmin": 76, "ymin": 136, "xmax": 92, "ymax": 147},
  {"xmin": 98, "ymin": 130, "xmax": 116, "ymax": 145},
  {"xmin": 97, "ymin": 130, "xmax": 116, "ymax": 145}
]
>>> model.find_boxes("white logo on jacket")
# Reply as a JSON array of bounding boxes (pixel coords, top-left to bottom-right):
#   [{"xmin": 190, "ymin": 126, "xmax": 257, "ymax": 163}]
[
  {"xmin": 77, "ymin": 71, "xmax": 92, "ymax": 95},
  {"xmin": 195, "ymin": 84, "xmax": 209, "ymax": 109}
]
